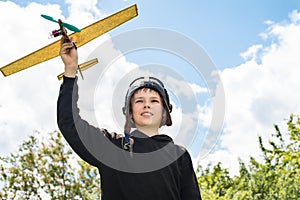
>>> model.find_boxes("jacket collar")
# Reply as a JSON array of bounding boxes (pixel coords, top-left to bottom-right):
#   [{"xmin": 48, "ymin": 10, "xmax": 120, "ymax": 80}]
[{"xmin": 131, "ymin": 130, "xmax": 174, "ymax": 143}]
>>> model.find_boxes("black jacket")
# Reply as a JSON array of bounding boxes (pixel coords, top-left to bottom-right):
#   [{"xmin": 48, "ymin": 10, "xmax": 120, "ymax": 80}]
[{"xmin": 57, "ymin": 76, "xmax": 201, "ymax": 200}]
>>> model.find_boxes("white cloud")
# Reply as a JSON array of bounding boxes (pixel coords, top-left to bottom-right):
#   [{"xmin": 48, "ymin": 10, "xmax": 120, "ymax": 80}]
[
  {"xmin": 0, "ymin": 1, "xmax": 110, "ymax": 156},
  {"xmin": 289, "ymin": 10, "xmax": 300, "ymax": 24},
  {"xmin": 202, "ymin": 10, "xmax": 300, "ymax": 175},
  {"xmin": 65, "ymin": 0, "xmax": 107, "ymax": 29},
  {"xmin": 240, "ymin": 44, "xmax": 263, "ymax": 61},
  {"xmin": 65, "ymin": 0, "xmax": 101, "ymax": 18},
  {"xmin": 165, "ymin": 76, "xmax": 207, "ymax": 102},
  {"xmin": 0, "ymin": 1, "xmax": 60, "ymax": 155}
]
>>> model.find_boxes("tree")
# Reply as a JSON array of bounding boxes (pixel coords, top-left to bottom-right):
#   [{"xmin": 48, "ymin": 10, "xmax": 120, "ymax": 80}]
[
  {"xmin": 0, "ymin": 131, "xmax": 100, "ymax": 199},
  {"xmin": 197, "ymin": 163, "xmax": 233, "ymax": 199},
  {"xmin": 197, "ymin": 114, "xmax": 300, "ymax": 200},
  {"xmin": 245, "ymin": 114, "xmax": 300, "ymax": 200}
]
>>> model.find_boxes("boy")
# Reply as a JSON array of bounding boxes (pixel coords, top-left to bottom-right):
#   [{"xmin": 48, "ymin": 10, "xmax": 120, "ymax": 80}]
[{"xmin": 57, "ymin": 36, "xmax": 201, "ymax": 199}]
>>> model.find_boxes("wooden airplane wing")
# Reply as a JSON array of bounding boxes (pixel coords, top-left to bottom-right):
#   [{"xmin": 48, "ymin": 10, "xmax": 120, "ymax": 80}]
[
  {"xmin": 57, "ymin": 58, "xmax": 99, "ymax": 80},
  {"xmin": 0, "ymin": 4, "xmax": 138, "ymax": 77}
]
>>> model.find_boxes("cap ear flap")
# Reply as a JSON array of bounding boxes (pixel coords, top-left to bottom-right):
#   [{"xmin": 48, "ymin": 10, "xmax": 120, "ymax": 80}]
[
  {"xmin": 122, "ymin": 106, "xmax": 126, "ymax": 115},
  {"xmin": 168, "ymin": 103, "xmax": 173, "ymax": 113},
  {"xmin": 163, "ymin": 88, "xmax": 172, "ymax": 113}
]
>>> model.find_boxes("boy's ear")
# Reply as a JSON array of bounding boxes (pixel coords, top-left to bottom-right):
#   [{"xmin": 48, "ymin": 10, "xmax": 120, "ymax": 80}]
[
  {"xmin": 160, "ymin": 109, "xmax": 167, "ymax": 127},
  {"xmin": 130, "ymin": 113, "xmax": 135, "ymax": 125}
]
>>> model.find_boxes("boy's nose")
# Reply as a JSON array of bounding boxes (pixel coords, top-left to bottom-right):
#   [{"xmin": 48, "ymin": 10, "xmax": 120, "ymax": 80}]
[{"xmin": 144, "ymin": 101, "xmax": 150, "ymax": 108}]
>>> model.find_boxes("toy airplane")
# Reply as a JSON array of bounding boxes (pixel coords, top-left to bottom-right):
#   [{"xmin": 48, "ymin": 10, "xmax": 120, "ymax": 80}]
[
  {"xmin": 0, "ymin": 4, "xmax": 138, "ymax": 78},
  {"xmin": 41, "ymin": 14, "xmax": 81, "ymax": 35},
  {"xmin": 57, "ymin": 58, "xmax": 99, "ymax": 80},
  {"xmin": 41, "ymin": 14, "xmax": 86, "ymax": 79}
]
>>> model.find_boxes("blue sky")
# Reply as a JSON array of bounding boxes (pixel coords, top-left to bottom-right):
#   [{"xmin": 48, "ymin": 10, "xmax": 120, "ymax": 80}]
[
  {"xmin": 1, "ymin": 0, "xmax": 300, "ymax": 174},
  {"xmin": 114, "ymin": 0, "xmax": 300, "ymax": 69},
  {"xmin": 7, "ymin": 0, "xmax": 300, "ymax": 68}
]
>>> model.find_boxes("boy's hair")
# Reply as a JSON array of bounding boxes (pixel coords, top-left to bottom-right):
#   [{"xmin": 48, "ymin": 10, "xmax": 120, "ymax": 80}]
[{"xmin": 123, "ymin": 76, "xmax": 173, "ymax": 133}]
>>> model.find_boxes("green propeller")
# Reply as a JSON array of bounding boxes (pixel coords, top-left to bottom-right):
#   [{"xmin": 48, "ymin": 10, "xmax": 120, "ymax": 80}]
[{"xmin": 41, "ymin": 14, "xmax": 81, "ymax": 32}]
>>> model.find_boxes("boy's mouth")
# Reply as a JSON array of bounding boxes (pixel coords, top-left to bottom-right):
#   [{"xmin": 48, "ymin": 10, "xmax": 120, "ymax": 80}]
[{"xmin": 141, "ymin": 111, "xmax": 153, "ymax": 117}]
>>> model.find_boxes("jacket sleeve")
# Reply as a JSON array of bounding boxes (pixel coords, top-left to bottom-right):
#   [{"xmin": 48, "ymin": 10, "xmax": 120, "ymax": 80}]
[
  {"xmin": 180, "ymin": 151, "xmax": 202, "ymax": 200},
  {"xmin": 57, "ymin": 76, "xmax": 113, "ymax": 167}
]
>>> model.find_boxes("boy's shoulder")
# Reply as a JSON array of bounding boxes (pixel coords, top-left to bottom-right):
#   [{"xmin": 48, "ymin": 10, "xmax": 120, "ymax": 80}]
[{"xmin": 174, "ymin": 143, "xmax": 187, "ymax": 152}]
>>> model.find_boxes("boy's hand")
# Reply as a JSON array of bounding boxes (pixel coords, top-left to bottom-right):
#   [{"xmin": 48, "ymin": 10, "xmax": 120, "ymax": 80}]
[
  {"xmin": 59, "ymin": 36, "xmax": 78, "ymax": 78},
  {"xmin": 110, "ymin": 132, "xmax": 124, "ymax": 139}
]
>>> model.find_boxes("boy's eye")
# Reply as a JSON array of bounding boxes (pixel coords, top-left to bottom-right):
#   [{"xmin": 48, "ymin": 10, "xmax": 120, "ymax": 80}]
[
  {"xmin": 134, "ymin": 99, "xmax": 160, "ymax": 103},
  {"xmin": 152, "ymin": 99, "xmax": 160, "ymax": 103},
  {"xmin": 135, "ymin": 100, "xmax": 143, "ymax": 103}
]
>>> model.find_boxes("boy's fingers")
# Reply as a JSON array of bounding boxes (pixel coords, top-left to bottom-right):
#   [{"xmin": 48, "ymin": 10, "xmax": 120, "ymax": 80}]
[
  {"xmin": 63, "ymin": 43, "xmax": 73, "ymax": 49},
  {"xmin": 60, "ymin": 44, "xmax": 70, "ymax": 54},
  {"xmin": 60, "ymin": 42, "xmax": 76, "ymax": 55},
  {"xmin": 116, "ymin": 134, "xmax": 124, "ymax": 139},
  {"xmin": 110, "ymin": 132, "xmax": 116, "ymax": 138},
  {"xmin": 60, "ymin": 35, "xmax": 66, "ymax": 45},
  {"xmin": 60, "ymin": 35, "xmax": 72, "ymax": 45},
  {"xmin": 129, "ymin": 138, "xmax": 134, "ymax": 145},
  {"xmin": 109, "ymin": 132, "xmax": 124, "ymax": 139}
]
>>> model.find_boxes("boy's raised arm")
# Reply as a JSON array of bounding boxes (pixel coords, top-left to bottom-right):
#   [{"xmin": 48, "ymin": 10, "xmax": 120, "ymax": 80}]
[{"xmin": 59, "ymin": 36, "xmax": 78, "ymax": 78}]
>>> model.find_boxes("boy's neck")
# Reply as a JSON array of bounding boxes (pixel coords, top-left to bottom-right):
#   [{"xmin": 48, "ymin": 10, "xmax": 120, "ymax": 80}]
[{"xmin": 136, "ymin": 126, "xmax": 159, "ymax": 137}]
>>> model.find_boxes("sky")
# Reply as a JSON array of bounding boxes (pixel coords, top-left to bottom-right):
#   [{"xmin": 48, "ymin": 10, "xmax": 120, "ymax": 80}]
[{"xmin": 1, "ymin": 0, "xmax": 300, "ymax": 175}]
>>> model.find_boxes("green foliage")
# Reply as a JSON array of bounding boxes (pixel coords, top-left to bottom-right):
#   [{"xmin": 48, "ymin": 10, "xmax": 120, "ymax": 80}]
[
  {"xmin": 197, "ymin": 162, "xmax": 233, "ymax": 199},
  {"xmin": 198, "ymin": 114, "xmax": 300, "ymax": 200},
  {"xmin": 1, "ymin": 114, "xmax": 299, "ymax": 199},
  {"xmin": 0, "ymin": 131, "xmax": 100, "ymax": 199}
]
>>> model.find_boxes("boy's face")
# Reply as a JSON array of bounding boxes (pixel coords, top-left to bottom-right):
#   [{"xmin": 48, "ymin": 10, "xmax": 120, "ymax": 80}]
[{"xmin": 131, "ymin": 88, "xmax": 163, "ymax": 130}]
